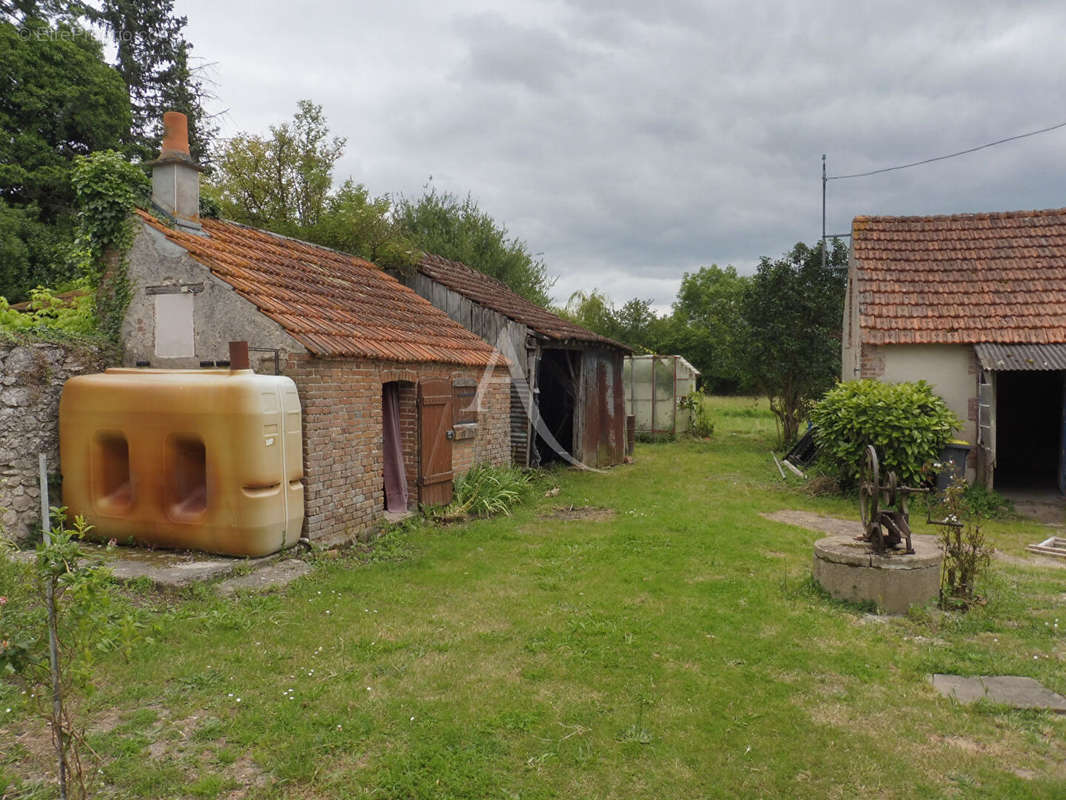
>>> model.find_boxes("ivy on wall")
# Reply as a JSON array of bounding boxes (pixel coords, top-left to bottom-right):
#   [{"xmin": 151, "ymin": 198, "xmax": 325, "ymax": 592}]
[{"xmin": 0, "ymin": 151, "xmax": 148, "ymax": 344}]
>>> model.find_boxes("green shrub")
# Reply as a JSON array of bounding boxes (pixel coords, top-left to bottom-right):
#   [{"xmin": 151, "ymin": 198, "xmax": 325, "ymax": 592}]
[
  {"xmin": 678, "ymin": 393, "xmax": 715, "ymax": 438},
  {"xmin": 962, "ymin": 483, "xmax": 1013, "ymax": 519},
  {"xmin": 810, "ymin": 379, "xmax": 961, "ymax": 487},
  {"xmin": 445, "ymin": 464, "xmax": 532, "ymax": 517},
  {"xmin": 0, "ymin": 283, "xmax": 96, "ymax": 338}
]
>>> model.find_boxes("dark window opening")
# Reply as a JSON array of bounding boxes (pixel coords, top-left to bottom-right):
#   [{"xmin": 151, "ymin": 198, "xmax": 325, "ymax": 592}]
[
  {"xmin": 994, "ymin": 370, "xmax": 1062, "ymax": 490},
  {"xmin": 534, "ymin": 349, "xmax": 577, "ymax": 465},
  {"xmin": 167, "ymin": 436, "xmax": 207, "ymax": 520},
  {"xmin": 453, "ymin": 378, "xmax": 479, "ymax": 425},
  {"xmin": 93, "ymin": 433, "xmax": 131, "ymax": 513}
]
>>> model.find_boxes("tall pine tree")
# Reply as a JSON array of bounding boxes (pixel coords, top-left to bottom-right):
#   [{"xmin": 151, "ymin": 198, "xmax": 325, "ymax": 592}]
[{"xmin": 91, "ymin": 0, "xmax": 216, "ymax": 163}]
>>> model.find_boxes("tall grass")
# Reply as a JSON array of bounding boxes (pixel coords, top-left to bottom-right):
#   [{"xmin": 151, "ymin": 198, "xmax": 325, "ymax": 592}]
[{"xmin": 447, "ymin": 463, "xmax": 532, "ymax": 517}]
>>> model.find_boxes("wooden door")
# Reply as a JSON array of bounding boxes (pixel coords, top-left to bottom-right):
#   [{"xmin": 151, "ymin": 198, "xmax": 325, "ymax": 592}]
[{"xmin": 418, "ymin": 378, "xmax": 454, "ymax": 506}]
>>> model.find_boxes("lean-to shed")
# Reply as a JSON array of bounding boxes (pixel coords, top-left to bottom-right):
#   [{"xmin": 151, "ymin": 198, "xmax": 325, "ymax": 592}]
[{"xmin": 410, "ymin": 254, "xmax": 631, "ymax": 468}]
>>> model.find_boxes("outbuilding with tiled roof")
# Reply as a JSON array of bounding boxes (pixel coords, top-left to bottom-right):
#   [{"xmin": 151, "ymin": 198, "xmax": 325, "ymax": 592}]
[
  {"xmin": 120, "ymin": 113, "xmax": 512, "ymax": 547},
  {"xmin": 843, "ymin": 206, "xmax": 1066, "ymax": 491},
  {"xmin": 409, "ymin": 252, "xmax": 631, "ymax": 469}
]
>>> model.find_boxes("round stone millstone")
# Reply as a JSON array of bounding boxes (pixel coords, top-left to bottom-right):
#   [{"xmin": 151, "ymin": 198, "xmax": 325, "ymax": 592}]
[{"xmin": 812, "ymin": 533, "xmax": 942, "ymax": 614}]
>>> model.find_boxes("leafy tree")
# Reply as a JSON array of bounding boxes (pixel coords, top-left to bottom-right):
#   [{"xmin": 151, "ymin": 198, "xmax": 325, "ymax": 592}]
[
  {"xmin": 563, "ymin": 291, "xmax": 667, "ymax": 350},
  {"xmin": 3, "ymin": 1, "xmax": 216, "ymax": 164},
  {"xmin": 212, "ymin": 100, "xmax": 346, "ymax": 230},
  {"xmin": 0, "ymin": 200, "xmax": 72, "ymax": 302},
  {"xmin": 741, "ymin": 239, "xmax": 847, "ymax": 446},
  {"xmin": 309, "ymin": 180, "xmax": 417, "ymax": 270},
  {"xmin": 564, "ymin": 290, "xmax": 623, "ymax": 340},
  {"xmin": 670, "ymin": 264, "xmax": 750, "ymax": 392},
  {"xmin": 0, "ymin": 17, "xmax": 130, "ymax": 300},
  {"xmin": 396, "ymin": 186, "xmax": 553, "ymax": 306}
]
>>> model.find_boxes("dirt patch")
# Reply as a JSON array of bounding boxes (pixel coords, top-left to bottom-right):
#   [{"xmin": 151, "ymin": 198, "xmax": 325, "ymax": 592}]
[
  {"xmin": 994, "ymin": 551, "xmax": 1066, "ymax": 570},
  {"xmin": 542, "ymin": 506, "xmax": 616, "ymax": 522},
  {"xmin": 930, "ymin": 734, "xmax": 988, "ymax": 754},
  {"xmin": 761, "ymin": 510, "xmax": 862, "ymax": 538},
  {"xmin": 223, "ymin": 755, "xmax": 269, "ymax": 798}
]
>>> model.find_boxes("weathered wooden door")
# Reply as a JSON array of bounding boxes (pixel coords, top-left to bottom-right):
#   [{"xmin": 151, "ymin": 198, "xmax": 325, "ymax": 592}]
[{"xmin": 418, "ymin": 378, "xmax": 454, "ymax": 506}]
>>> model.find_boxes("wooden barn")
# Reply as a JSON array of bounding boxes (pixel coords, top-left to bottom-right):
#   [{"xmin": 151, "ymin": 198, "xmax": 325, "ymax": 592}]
[{"xmin": 409, "ymin": 254, "xmax": 631, "ymax": 469}]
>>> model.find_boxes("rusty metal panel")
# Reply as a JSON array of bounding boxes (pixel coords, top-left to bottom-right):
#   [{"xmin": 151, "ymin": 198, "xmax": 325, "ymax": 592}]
[
  {"xmin": 577, "ymin": 349, "xmax": 626, "ymax": 467},
  {"xmin": 418, "ymin": 378, "xmax": 453, "ymax": 506}
]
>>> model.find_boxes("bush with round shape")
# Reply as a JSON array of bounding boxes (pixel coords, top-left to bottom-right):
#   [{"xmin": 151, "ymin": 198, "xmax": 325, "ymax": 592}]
[{"xmin": 810, "ymin": 379, "xmax": 961, "ymax": 487}]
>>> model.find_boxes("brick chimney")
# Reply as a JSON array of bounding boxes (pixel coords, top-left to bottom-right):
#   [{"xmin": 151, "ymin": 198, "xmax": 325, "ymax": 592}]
[{"xmin": 148, "ymin": 111, "xmax": 205, "ymax": 233}]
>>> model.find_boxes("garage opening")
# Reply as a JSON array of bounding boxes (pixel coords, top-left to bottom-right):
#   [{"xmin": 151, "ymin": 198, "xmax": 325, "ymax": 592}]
[
  {"xmin": 534, "ymin": 349, "xmax": 577, "ymax": 465},
  {"xmin": 994, "ymin": 370, "xmax": 1063, "ymax": 490}
]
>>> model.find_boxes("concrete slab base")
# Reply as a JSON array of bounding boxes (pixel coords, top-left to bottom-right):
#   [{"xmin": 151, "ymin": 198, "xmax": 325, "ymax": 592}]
[
  {"xmin": 9, "ymin": 543, "xmax": 291, "ymax": 589},
  {"xmin": 812, "ymin": 534, "xmax": 942, "ymax": 614},
  {"xmin": 931, "ymin": 674, "xmax": 1066, "ymax": 712},
  {"xmin": 217, "ymin": 559, "xmax": 312, "ymax": 595}
]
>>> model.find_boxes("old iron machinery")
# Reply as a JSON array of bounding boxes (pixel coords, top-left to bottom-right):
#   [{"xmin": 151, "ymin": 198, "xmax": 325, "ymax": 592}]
[{"xmin": 858, "ymin": 445, "xmax": 927, "ymax": 554}]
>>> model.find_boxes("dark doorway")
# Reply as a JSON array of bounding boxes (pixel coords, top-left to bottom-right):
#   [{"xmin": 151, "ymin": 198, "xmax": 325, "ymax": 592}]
[
  {"xmin": 534, "ymin": 349, "xmax": 578, "ymax": 465},
  {"xmin": 382, "ymin": 382, "xmax": 410, "ymax": 512},
  {"xmin": 995, "ymin": 370, "xmax": 1063, "ymax": 490}
]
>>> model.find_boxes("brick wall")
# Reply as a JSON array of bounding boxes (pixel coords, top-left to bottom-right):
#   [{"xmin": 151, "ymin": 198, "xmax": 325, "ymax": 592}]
[
  {"xmin": 283, "ymin": 355, "xmax": 510, "ymax": 546},
  {"xmin": 859, "ymin": 344, "xmax": 885, "ymax": 378}
]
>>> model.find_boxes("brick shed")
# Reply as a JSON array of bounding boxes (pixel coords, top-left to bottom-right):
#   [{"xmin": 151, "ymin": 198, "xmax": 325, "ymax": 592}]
[
  {"xmin": 410, "ymin": 254, "xmax": 630, "ymax": 468},
  {"xmin": 117, "ymin": 113, "xmax": 510, "ymax": 546},
  {"xmin": 842, "ymin": 206, "xmax": 1066, "ymax": 491}
]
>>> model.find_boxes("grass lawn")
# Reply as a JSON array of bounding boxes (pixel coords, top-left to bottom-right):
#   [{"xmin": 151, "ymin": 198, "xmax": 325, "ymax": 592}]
[{"xmin": 3, "ymin": 396, "xmax": 1065, "ymax": 798}]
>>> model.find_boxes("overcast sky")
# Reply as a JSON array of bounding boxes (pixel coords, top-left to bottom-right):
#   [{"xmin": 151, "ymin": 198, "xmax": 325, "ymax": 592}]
[{"xmin": 176, "ymin": 0, "xmax": 1066, "ymax": 310}]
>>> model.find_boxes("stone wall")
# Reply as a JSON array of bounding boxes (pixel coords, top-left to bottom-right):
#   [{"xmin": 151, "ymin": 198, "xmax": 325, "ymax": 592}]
[
  {"xmin": 0, "ymin": 340, "xmax": 111, "ymax": 542},
  {"xmin": 283, "ymin": 354, "xmax": 511, "ymax": 547}
]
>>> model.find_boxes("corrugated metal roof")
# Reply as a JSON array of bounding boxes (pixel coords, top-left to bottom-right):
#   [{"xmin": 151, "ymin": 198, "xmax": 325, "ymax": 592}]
[
  {"xmin": 136, "ymin": 210, "xmax": 499, "ymax": 366},
  {"xmin": 418, "ymin": 253, "xmax": 630, "ymax": 351},
  {"xmin": 974, "ymin": 342, "xmax": 1066, "ymax": 371},
  {"xmin": 852, "ymin": 207, "xmax": 1066, "ymax": 345}
]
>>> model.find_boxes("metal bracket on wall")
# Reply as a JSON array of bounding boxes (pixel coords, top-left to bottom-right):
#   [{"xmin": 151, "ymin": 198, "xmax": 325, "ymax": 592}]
[
  {"xmin": 249, "ymin": 347, "xmax": 281, "ymax": 375},
  {"xmin": 145, "ymin": 283, "xmax": 204, "ymax": 295}
]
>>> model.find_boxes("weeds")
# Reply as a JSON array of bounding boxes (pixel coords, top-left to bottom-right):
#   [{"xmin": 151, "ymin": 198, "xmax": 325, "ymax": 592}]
[
  {"xmin": 932, "ymin": 478, "xmax": 994, "ymax": 610},
  {"xmin": 678, "ymin": 393, "xmax": 715, "ymax": 438},
  {"xmin": 0, "ymin": 507, "xmax": 147, "ymax": 799},
  {"xmin": 443, "ymin": 464, "xmax": 532, "ymax": 518}
]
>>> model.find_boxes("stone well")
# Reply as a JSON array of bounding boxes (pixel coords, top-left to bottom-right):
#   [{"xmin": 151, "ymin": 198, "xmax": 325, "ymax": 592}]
[{"xmin": 812, "ymin": 533, "xmax": 942, "ymax": 614}]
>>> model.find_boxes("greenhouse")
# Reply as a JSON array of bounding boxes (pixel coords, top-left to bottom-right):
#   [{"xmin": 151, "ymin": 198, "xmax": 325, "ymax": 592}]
[{"xmin": 623, "ymin": 355, "xmax": 701, "ymax": 437}]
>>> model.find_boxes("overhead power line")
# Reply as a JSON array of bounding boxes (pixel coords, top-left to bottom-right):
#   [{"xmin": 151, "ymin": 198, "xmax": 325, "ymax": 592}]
[
  {"xmin": 819, "ymin": 118, "xmax": 1066, "ymax": 269},
  {"xmin": 828, "ymin": 119, "xmax": 1066, "ymax": 181}
]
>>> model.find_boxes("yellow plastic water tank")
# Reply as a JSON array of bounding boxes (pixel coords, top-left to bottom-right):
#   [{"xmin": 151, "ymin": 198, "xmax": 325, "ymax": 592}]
[{"xmin": 59, "ymin": 367, "xmax": 304, "ymax": 557}]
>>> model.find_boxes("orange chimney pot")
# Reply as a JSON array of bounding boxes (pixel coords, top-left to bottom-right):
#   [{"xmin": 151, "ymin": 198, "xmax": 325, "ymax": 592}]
[{"xmin": 161, "ymin": 111, "xmax": 190, "ymax": 156}]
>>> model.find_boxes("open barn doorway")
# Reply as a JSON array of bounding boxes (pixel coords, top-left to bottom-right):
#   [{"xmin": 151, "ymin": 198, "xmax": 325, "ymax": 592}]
[
  {"xmin": 533, "ymin": 349, "xmax": 578, "ymax": 465},
  {"xmin": 994, "ymin": 370, "xmax": 1064, "ymax": 491}
]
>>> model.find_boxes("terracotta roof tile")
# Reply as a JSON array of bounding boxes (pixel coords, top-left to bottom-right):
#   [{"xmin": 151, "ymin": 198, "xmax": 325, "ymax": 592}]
[
  {"xmin": 418, "ymin": 253, "xmax": 630, "ymax": 351},
  {"xmin": 136, "ymin": 210, "xmax": 499, "ymax": 366},
  {"xmin": 852, "ymin": 207, "xmax": 1066, "ymax": 345}
]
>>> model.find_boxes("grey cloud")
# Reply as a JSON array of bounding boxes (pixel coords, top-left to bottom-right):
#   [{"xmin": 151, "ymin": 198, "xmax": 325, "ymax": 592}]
[{"xmin": 179, "ymin": 0, "xmax": 1066, "ymax": 307}]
